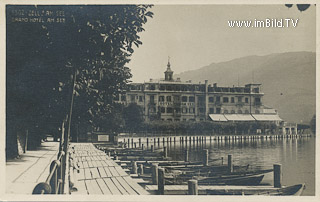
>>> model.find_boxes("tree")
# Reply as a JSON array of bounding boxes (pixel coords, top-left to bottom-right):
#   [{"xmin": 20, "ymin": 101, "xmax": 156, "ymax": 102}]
[
  {"xmin": 122, "ymin": 103, "xmax": 144, "ymax": 132},
  {"xmin": 6, "ymin": 5, "xmax": 153, "ymax": 157}
]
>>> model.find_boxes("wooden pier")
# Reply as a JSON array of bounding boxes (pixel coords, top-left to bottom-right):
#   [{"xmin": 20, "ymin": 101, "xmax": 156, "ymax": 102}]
[{"xmin": 70, "ymin": 143, "xmax": 149, "ymax": 195}]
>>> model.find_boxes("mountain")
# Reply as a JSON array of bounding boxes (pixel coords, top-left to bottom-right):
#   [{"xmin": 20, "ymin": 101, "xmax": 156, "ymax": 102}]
[{"xmin": 175, "ymin": 52, "xmax": 316, "ymax": 124}]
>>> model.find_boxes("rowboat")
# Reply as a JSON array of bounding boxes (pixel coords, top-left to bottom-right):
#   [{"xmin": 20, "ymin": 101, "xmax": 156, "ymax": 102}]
[{"xmin": 206, "ymin": 184, "xmax": 306, "ymax": 195}]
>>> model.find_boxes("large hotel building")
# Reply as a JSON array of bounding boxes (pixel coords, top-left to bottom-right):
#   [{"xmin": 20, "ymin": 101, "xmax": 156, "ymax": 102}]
[{"xmin": 115, "ymin": 61, "xmax": 282, "ymax": 123}]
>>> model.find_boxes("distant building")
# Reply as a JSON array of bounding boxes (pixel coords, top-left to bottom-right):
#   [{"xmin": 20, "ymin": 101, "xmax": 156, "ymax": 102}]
[{"xmin": 115, "ymin": 60, "xmax": 282, "ymax": 124}]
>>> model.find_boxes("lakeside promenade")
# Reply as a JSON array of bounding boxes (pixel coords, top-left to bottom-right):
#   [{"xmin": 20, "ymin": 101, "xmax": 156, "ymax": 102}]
[{"xmin": 6, "ymin": 141, "xmax": 60, "ymax": 194}]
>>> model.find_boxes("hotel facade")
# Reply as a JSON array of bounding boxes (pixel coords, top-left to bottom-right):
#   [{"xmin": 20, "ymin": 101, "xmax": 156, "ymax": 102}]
[{"xmin": 115, "ymin": 61, "xmax": 282, "ymax": 124}]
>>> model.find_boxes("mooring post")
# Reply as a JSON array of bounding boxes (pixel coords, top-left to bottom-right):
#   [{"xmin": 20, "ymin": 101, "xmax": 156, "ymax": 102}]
[
  {"xmin": 138, "ymin": 164, "xmax": 144, "ymax": 175},
  {"xmin": 151, "ymin": 145, "xmax": 154, "ymax": 152},
  {"xmin": 131, "ymin": 139, "xmax": 134, "ymax": 147},
  {"xmin": 154, "ymin": 138, "xmax": 156, "ymax": 145},
  {"xmin": 163, "ymin": 146, "xmax": 167, "ymax": 158},
  {"xmin": 174, "ymin": 137, "xmax": 176, "ymax": 143},
  {"xmin": 185, "ymin": 149, "xmax": 189, "ymax": 162},
  {"xmin": 203, "ymin": 149, "xmax": 209, "ymax": 166},
  {"xmin": 158, "ymin": 168, "xmax": 165, "ymax": 195},
  {"xmin": 134, "ymin": 143, "xmax": 137, "ymax": 148},
  {"xmin": 228, "ymin": 154, "xmax": 233, "ymax": 173},
  {"xmin": 139, "ymin": 138, "xmax": 141, "ymax": 147},
  {"xmin": 221, "ymin": 157, "xmax": 224, "ymax": 165},
  {"xmin": 147, "ymin": 138, "xmax": 149, "ymax": 146},
  {"xmin": 151, "ymin": 164, "xmax": 158, "ymax": 185},
  {"xmin": 131, "ymin": 161, "xmax": 137, "ymax": 174},
  {"xmin": 188, "ymin": 180, "xmax": 198, "ymax": 195},
  {"xmin": 141, "ymin": 144, "xmax": 144, "ymax": 150},
  {"xmin": 274, "ymin": 164, "xmax": 282, "ymax": 188}
]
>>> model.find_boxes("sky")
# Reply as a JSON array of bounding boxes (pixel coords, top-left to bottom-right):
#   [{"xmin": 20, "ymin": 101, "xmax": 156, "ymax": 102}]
[{"xmin": 127, "ymin": 5, "xmax": 316, "ymax": 82}]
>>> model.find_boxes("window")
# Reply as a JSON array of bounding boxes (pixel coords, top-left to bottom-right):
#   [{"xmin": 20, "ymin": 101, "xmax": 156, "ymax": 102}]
[
  {"xmin": 223, "ymin": 97, "xmax": 229, "ymax": 103},
  {"xmin": 150, "ymin": 84, "xmax": 155, "ymax": 90},
  {"xmin": 160, "ymin": 107, "xmax": 165, "ymax": 113},
  {"xmin": 245, "ymin": 110, "xmax": 249, "ymax": 114},
  {"xmin": 224, "ymin": 110, "xmax": 228, "ymax": 114},
  {"xmin": 231, "ymin": 110, "xmax": 235, "ymax": 114},
  {"xmin": 149, "ymin": 95, "xmax": 155, "ymax": 103},
  {"xmin": 166, "ymin": 96, "xmax": 172, "ymax": 102},
  {"xmin": 150, "ymin": 107, "xmax": 156, "ymax": 113},
  {"xmin": 174, "ymin": 95, "xmax": 180, "ymax": 102},
  {"xmin": 216, "ymin": 96, "xmax": 221, "ymax": 102},
  {"xmin": 255, "ymin": 97, "xmax": 261, "ymax": 103},
  {"xmin": 167, "ymin": 107, "xmax": 173, "ymax": 113},
  {"xmin": 121, "ymin": 95, "xmax": 126, "ymax": 101},
  {"xmin": 216, "ymin": 108, "xmax": 221, "ymax": 114},
  {"xmin": 183, "ymin": 119, "xmax": 187, "ymax": 121},
  {"xmin": 189, "ymin": 108, "xmax": 195, "ymax": 113},
  {"xmin": 231, "ymin": 97, "xmax": 235, "ymax": 103},
  {"xmin": 139, "ymin": 96, "xmax": 143, "ymax": 102},
  {"xmin": 245, "ymin": 98, "xmax": 249, "ymax": 103},
  {"xmin": 238, "ymin": 110, "xmax": 242, "ymax": 114},
  {"xmin": 199, "ymin": 108, "xmax": 205, "ymax": 113},
  {"xmin": 189, "ymin": 96, "xmax": 195, "ymax": 102},
  {"xmin": 174, "ymin": 119, "xmax": 180, "ymax": 122},
  {"xmin": 182, "ymin": 108, "xmax": 188, "ymax": 113},
  {"xmin": 238, "ymin": 97, "xmax": 242, "ymax": 103},
  {"xmin": 254, "ymin": 87, "xmax": 260, "ymax": 93},
  {"xmin": 167, "ymin": 118, "xmax": 172, "ymax": 121},
  {"xmin": 255, "ymin": 110, "xmax": 260, "ymax": 114},
  {"xmin": 209, "ymin": 97, "xmax": 214, "ymax": 103},
  {"xmin": 159, "ymin": 96, "xmax": 165, "ymax": 102},
  {"xmin": 175, "ymin": 108, "xmax": 181, "ymax": 113},
  {"xmin": 209, "ymin": 108, "xmax": 214, "ymax": 114},
  {"xmin": 182, "ymin": 96, "xmax": 188, "ymax": 102}
]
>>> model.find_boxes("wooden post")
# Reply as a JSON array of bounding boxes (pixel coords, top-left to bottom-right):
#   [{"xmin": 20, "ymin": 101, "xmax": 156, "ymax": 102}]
[
  {"xmin": 188, "ymin": 180, "xmax": 198, "ymax": 195},
  {"xmin": 139, "ymin": 138, "xmax": 141, "ymax": 147},
  {"xmin": 154, "ymin": 138, "xmax": 156, "ymax": 145},
  {"xmin": 134, "ymin": 143, "xmax": 137, "ymax": 148},
  {"xmin": 147, "ymin": 138, "xmax": 149, "ymax": 146},
  {"xmin": 228, "ymin": 154, "xmax": 233, "ymax": 173},
  {"xmin": 158, "ymin": 168, "xmax": 165, "ymax": 195},
  {"xmin": 138, "ymin": 164, "xmax": 144, "ymax": 175},
  {"xmin": 174, "ymin": 137, "xmax": 176, "ymax": 143},
  {"xmin": 24, "ymin": 129, "xmax": 28, "ymax": 153},
  {"xmin": 221, "ymin": 157, "xmax": 224, "ymax": 165},
  {"xmin": 163, "ymin": 137, "xmax": 165, "ymax": 144},
  {"xmin": 274, "ymin": 164, "xmax": 282, "ymax": 188},
  {"xmin": 151, "ymin": 145, "xmax": 154, "ymax": 152},
  {"xmin": 131, "ymin": 161, "xmax": 137, "ymax": 174},
  {"xmin": 151, "ymin": 164, "xmax": 158, "ymax": 185},
  {"xmin": 131, "ymin": 139, "xmax": 134, "ymax": 147},
  {"xmin": 163, "ymin": 147, "xmax": 167, "ymax": 158},
  {"xmin": 141, "ymin": 144, "xmax": 144, "ymax": 150},
  {"xmin": 185, "ymin": 149, "xmax": 189, "ymax": 162},
  {"xmin": 203, "ymin": 149, "xmax": 209, "ymax": 166}
]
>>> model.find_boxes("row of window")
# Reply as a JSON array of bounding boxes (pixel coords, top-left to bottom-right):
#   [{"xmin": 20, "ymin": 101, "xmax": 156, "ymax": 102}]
[
  {"xmin": 151, "ymin": 107, "xmax": 260, "ymax": 114},
  {"xmin": 117, "ymin": 95, "xmax": 261, "ymax": 105}
]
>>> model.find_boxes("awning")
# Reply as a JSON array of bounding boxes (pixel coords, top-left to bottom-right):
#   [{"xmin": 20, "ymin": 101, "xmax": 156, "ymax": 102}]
[
  {"xmin": 224, "ymin": 114, "xmax": 255, "ymax": 121},
  {"xmin": 252, "ymin": 114, "xmax": 282, "ymax": 121},
  {"xmin": 209, "ymin": 114, "xmax": 228, "ymax": 122}
]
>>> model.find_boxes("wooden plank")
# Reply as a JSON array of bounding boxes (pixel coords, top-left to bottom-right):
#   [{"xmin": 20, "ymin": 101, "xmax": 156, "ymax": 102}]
[
  {"xmin": 116, "ymin": 177, "xmax": 138, "ymax": 195},
  {"xmin": 109, "ymin": 167, "xmax": 120, "ymax": 177},
  {"xmin": 82, "ymin": 161, "xmax": 89, "ymax": 168},
  {"xmin": 76, "ymin": 168, "xmax": 85, "ymax": 180},
  {"xmin": 123, "ymin": 176, "xmax": 149, "ymax": 195},
  {"xmin": 86, "ymin": 156, "xmax": 91, "ymax": 161},
  {"xmin": 92, "ymin": 160, "xmax": 98, "ymax": 167},
  {"xmin": 104, "ymin": 167, "xmax": 112, "ymax": 177},
  {"xmin": 85, "ymin": 179, "xmax": 103, "ymax": 195},
  {"xmin": 77, "ymin": 161, "xmax": 84, "ymax": 169},
  {"xmin": 84, "ymin": 168, "xmax": 92, "ymax": 180},
  {"xmin": 98, "ymin": 167, "xmax": 107, "ymax": 178},
  {"xmin": 105, "ymin": 160, "xmax": 114, "ymax": 167},
  {"xmin": 90, "ymin": 167, "xmax": 100, "ymax": 179},
  {"xmin": 96, "ymin": 160, "xmax": 103, "ymax": 167},
  {"xmin": 96, "ymin": 178, "xmax": 111, "ymax": 195},
  {"xmin": 101, "ymin": 161, "xmax": 108, "ymax": 167},
  {"xmin": 72, "ymin": 179, "xmax": 88, "ymax": 195},
  {"xmin": 88, "ymin": 161, "xmax": 94, "ymax": 168},
  {"xmin": 103, "ymin": 178, "xmax": 121, "ymax": 195},
  {"xmin": 114, "ymin": 166, "xmax": 128, "ymax": 177},
  {"xmin": 111, "ymin": 177, "xmax": 128, "ymax": 195}
]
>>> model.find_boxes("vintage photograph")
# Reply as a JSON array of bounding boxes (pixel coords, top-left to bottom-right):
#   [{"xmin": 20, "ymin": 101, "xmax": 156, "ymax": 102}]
[{"xmin": 4, "ymin": 3, "xmax": 316, "ymax": 198}]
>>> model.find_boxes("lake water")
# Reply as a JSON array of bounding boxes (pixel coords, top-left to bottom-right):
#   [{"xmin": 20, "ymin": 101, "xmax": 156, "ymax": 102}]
[{"xmin": 159, "ymin": 136, "xmax": 315, "ymax": 196}]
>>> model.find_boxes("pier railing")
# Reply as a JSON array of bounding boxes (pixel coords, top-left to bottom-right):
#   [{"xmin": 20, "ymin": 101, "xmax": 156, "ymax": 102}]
[{"xmin": 32, "ymin": 119, "xmax": 69, "ymax": 194}]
